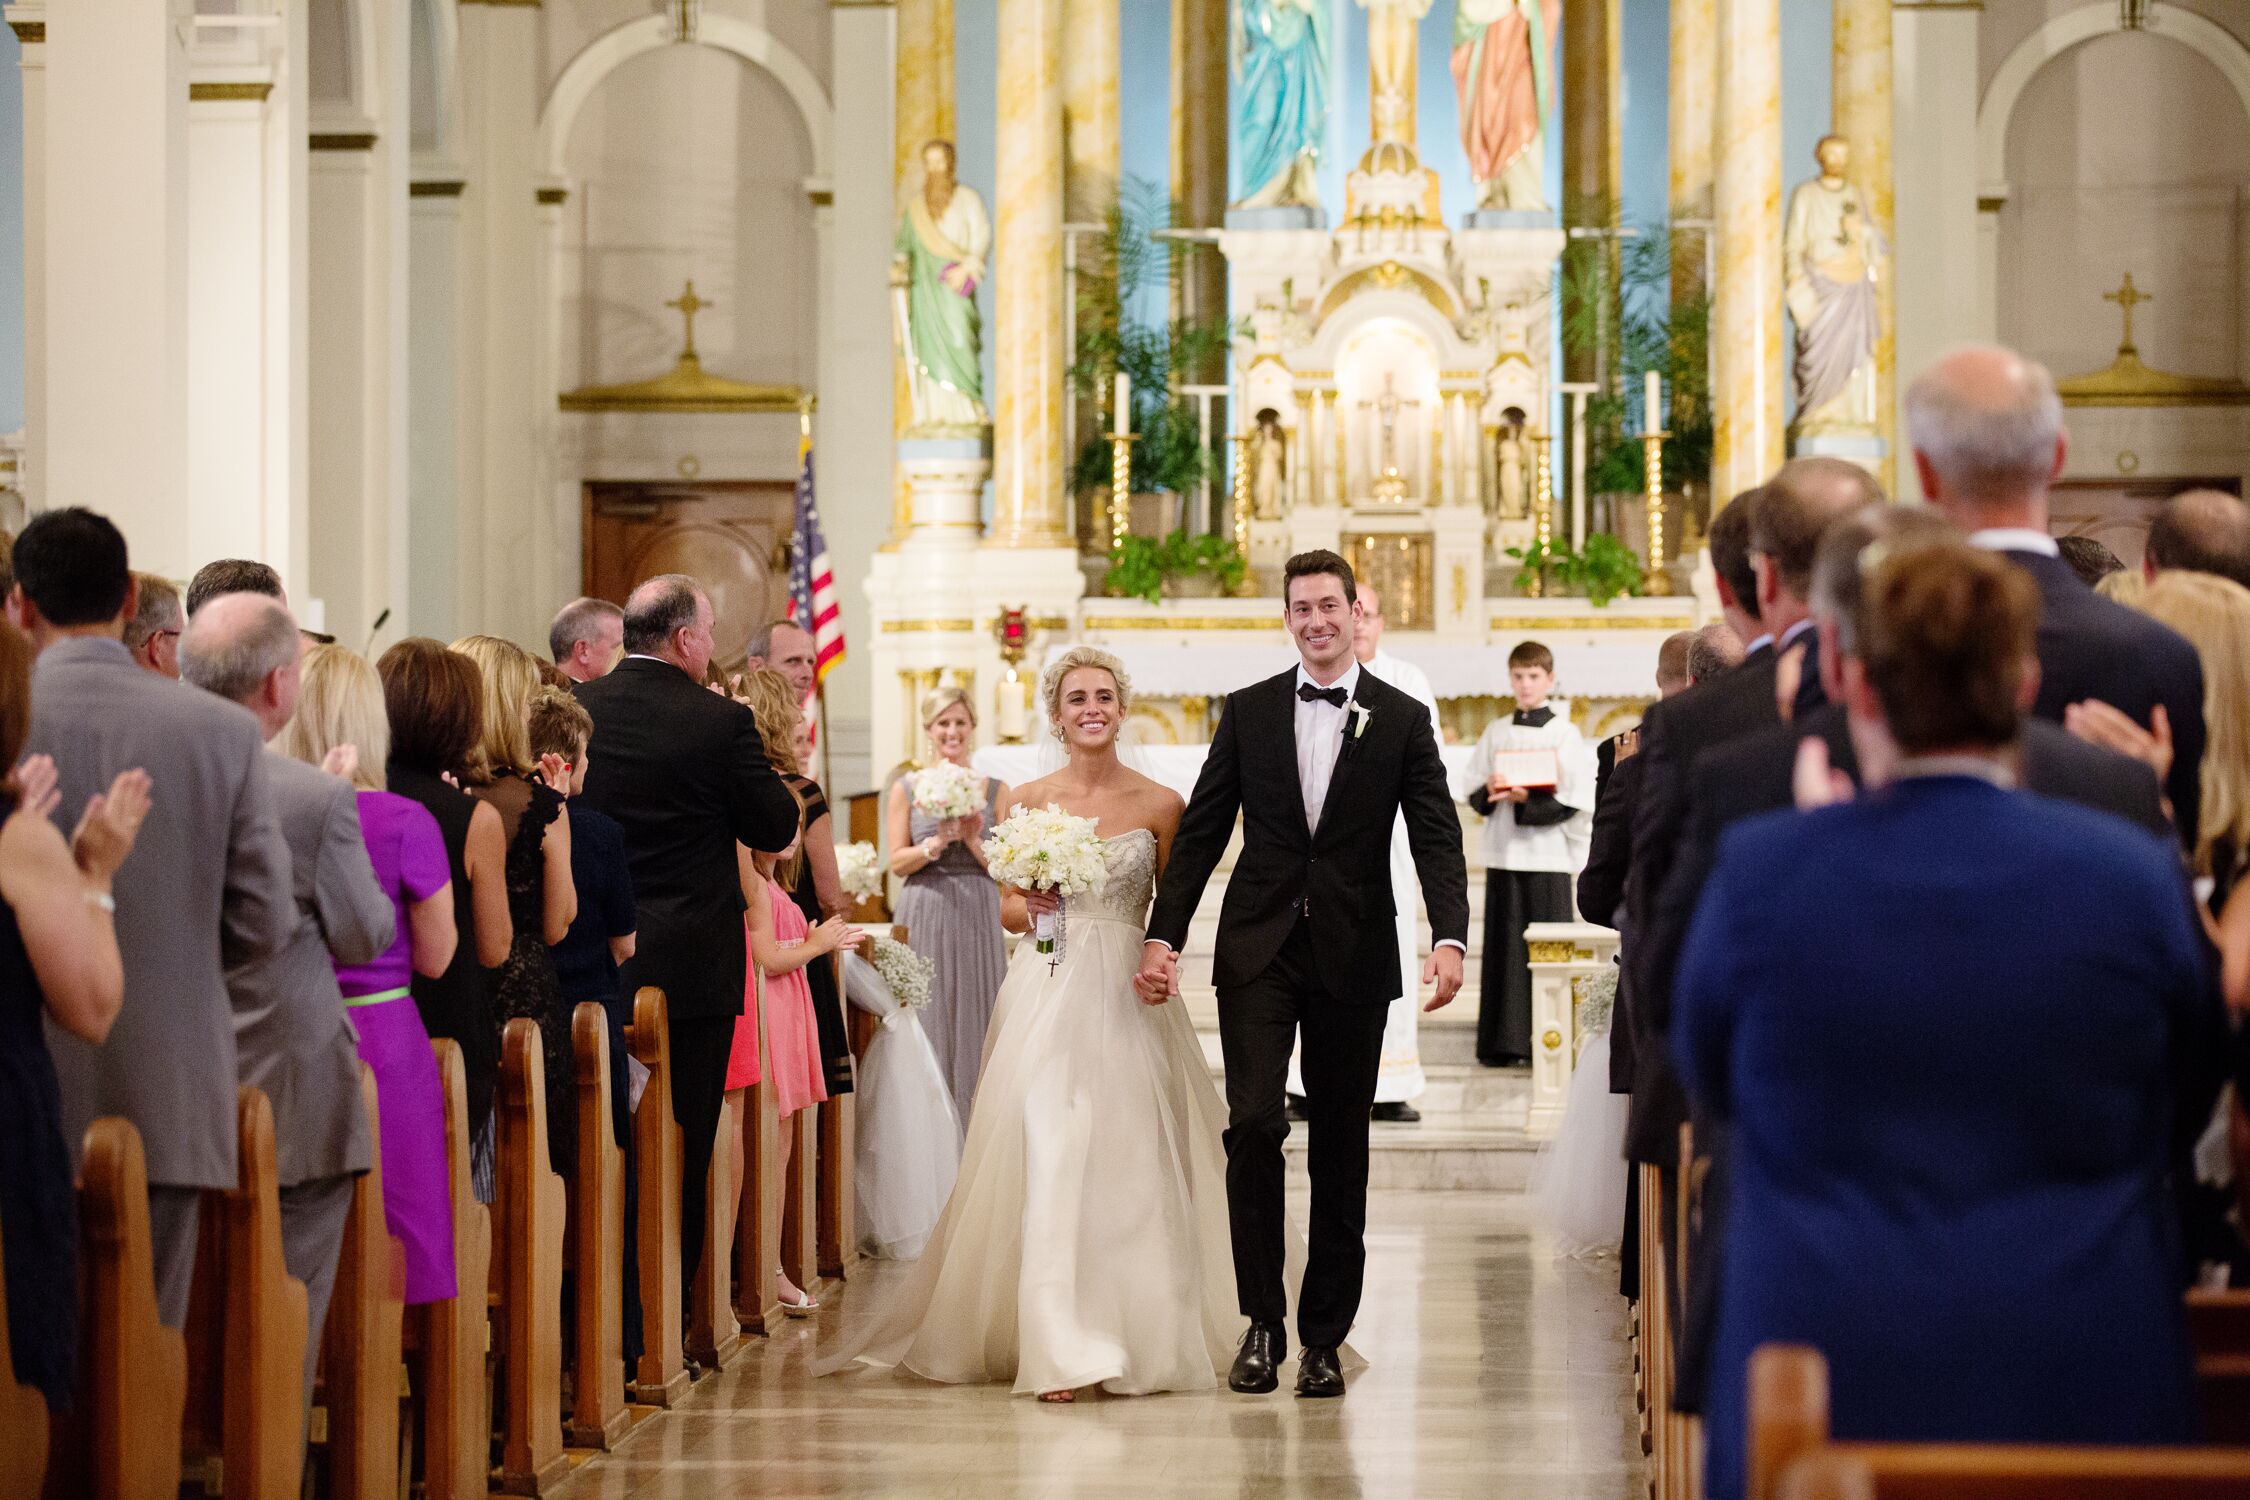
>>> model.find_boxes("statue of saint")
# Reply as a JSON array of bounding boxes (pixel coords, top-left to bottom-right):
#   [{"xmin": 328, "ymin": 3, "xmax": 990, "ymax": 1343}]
[
  {"xmin": 1783, "ymin": 135, "xmax": 1884, "ymax": 438},
  {"xmin": 1451, "ymin": 0, "xmax": 1558, "ymax": 211},
  {"xmin": 1249, "ymin": 408, "xmax": 1289, "ymax": 520},
  {"xmin": 1357, "ymin": 0, "xmax": 1433, "ymax": 147},
  {"xmin": 1495, "ymin": 410, "xmax": 1528, "ymax": 520},
  {"xmin": 892, "ymin": 140, "xmax": 991, "ymax": 433},
  {"xmin": 1231, "ymin": 0, "xmax": 1330, "ymax": 210}
]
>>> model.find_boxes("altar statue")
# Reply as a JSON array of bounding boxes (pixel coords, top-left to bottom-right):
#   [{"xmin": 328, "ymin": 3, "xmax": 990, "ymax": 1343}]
[
  {"xmin": 1249, "ymin": 407, "xmax": 1288, "ymax": 520},
  {"xmin": 1231, "ymin": 0, "xmax": 1329, "ymax": 210},
  {"xmin": 893, "ymin": 140, "xmax": 991, "ymax": 432},
  {"xmin": 1358, "ymin": 0, "xmax": 1433, "ymax": 146},
  {"xmin": 1451, "ymin": 0, "xmax": 1558, "ymax": 211},
  {"xmin": 1783, "ymin": 135, "xmax": 1884, "ymax": 438},
  {"xmin": 1495, "ymin": 410, "xmax": 1528, "ymax": 520}
]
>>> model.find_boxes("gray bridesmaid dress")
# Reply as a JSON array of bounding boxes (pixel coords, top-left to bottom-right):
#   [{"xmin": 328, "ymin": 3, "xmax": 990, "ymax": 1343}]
[{"xmin": 896, "ymin": 771, "xmax": 1007, "ymax": 1123}]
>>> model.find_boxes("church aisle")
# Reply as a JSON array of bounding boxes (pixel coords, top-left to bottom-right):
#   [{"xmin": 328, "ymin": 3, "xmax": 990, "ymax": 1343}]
[{"xmin": 570, "ymin": 1191, "xmax": 1644, "ymax": 1499}]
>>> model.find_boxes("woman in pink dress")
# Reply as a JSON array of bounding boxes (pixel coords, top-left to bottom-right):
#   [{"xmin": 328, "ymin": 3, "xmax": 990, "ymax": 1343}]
[{"xmin": 279, "ymin": 645, "xmax": 460, "ymax": 1304}]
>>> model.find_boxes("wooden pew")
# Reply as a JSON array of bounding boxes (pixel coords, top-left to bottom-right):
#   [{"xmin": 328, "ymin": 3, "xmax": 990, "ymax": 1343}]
[
  {"xmin": 567, "ymin": 1003, "xmax": 628, "ymax": 1449},
  {"xmin": 42, "ymin": 1118, "xmax": 186, "ymax": 1500},
  {"xmin": 407, "ymin": 1038, "xmax": 491, "ymax": 1500},
  {"xmin": 687, "ymin": 1105, "xmax": 741, "ymax": 1370},
  {"xmin": 625, "ymin": 987, "xmax": 687, "ymax": 1407},
  {"xmin": 2187, "ymin": 1290, "xmax": 2250, "ymax": 1446},
  {"xmin": 732, "ymin": 981, "xmax": 785, "ymax": 1339},
  {"xmin": 0, "ymin": 1211, "xmax": 51, "ymax": 1498},
  {"xmin": 315, "ymin": 1066, "xmax": 404, "ymax": 1500},
  {"xmin": 816, "ymin": 951, "xmax": 857, "ymax": 1283},
  {"xmin": 1751, "ymin": 1344, "xmax": 2250, "ymax": 1500},
  {"xmin": 180, "ymin": 1087, "xmax": 308, "ymax": 1500},
  {"xmin": 495, "ymin": 1018, "xmax": 568, "ymax": 1496}
]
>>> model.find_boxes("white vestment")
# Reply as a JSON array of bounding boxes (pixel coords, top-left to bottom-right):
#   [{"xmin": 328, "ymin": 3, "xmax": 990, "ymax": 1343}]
[{"xmin": 1289, "ymin": 648, "xmax": 1437, "ymax": 1104}]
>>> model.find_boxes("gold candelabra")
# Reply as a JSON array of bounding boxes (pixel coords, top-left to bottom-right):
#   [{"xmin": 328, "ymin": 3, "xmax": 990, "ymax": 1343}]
[
  {"xmin": 1229, "ymin": 433, "xmax": 1252, "ymax": 555},
  {"xmin": 1530, "ymin": 430, "xmax": 1555, "ymax": 599},
  {"xmin": 1109, "ymin": 425, "xmax": 1138, "ymax": 555},
  {"xmin": 1640, "ymin": 429, "xmax": 1668, "ymax": 592}
]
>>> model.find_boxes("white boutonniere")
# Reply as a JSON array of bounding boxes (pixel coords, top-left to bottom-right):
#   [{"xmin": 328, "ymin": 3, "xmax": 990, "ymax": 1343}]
[{"xmin": 1344, "ymin": 700, "xmax": 1374, "ymax": 757}]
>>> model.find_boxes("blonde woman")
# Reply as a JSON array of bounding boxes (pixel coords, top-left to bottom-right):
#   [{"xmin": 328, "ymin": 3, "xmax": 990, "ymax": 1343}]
[
  {"xmin": 276, "ymin": 645, "xmax": 461, "ymax": 1303},
  {"xmin": 885, "ymin": 686, "xmax": 1010, "ymax": 1116},
  {"xmin": 449, "ymin": 634, "xmax": 580, "ymax": 1176}
]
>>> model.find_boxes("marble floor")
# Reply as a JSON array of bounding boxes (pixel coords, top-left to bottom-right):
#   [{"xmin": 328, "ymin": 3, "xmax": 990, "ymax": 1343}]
[{"xmin": 569, "ymin": 1191, "xmax": 1646, "ymax": 1500}]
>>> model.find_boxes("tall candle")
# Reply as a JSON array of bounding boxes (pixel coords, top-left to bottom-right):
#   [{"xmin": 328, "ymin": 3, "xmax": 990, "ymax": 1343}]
[
  {"xmin": 1645, "ymin": 370, "xmax": 1663, "ymax": 434},
  {"xmin": 997, "ymin": 669, "xmax": 1028, "ymax": 741},
  {"xmin": 1114, "ymin": 371, "xmax": 1132, "ymax": 432}
]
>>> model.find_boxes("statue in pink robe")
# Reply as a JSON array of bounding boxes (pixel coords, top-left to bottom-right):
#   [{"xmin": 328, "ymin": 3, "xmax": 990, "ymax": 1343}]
[{"xmin": 1450, "ymin": 0, "xmax": 1559, "ymax": 212}]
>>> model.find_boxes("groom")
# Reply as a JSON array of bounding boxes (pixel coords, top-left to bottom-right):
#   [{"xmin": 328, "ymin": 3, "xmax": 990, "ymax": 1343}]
[{"xmin": 1139, "ymin": 550, "xmax": 1470, "ymax": 1397}]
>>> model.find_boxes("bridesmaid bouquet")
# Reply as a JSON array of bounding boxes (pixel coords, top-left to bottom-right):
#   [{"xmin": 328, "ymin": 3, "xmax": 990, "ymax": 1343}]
[
  {"xmin": 911, "ymin": 761, "xmax": 983, "ymax": 820},
  {"xmin": 982, "ymin": 804, "xmax": 1109, "ymax": 963},
  {"xmin": 868, "ymin": 934, "xmax": 935, "ymax": 1015},
  {"xmin": 835, "ymin": 840, "xmax": 884, "ymax": 902}
]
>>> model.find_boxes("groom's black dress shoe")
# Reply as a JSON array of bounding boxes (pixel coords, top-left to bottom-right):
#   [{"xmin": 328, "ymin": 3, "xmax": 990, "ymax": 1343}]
[
  {"xmin": 1371, "ymin": 1101, "xmax": 1419, "ymax": 1123},
  {"xmin": 1229, "ymin": 1322, "xmax": 1286, "ymax": 1393},
  {"xmin": 1295, "ymin": 1345, "xmax": 1345, "ymax": 1398}
]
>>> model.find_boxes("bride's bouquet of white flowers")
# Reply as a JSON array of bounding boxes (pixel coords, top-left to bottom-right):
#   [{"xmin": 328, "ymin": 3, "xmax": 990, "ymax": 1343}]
[
  {"xmin": 834, "ymin": 840, "xmax": 884, "ymax": 902},
  {"xmin": 982, "ymin": 804, "xmax": 1108, "ymax": 958},
  {"xmin": 911, "ymin": 761, "xmax": 982, "ymax": 821},
  {"xmin": 867, "ymin": 933, "xmax": 934, "ymax": 1014}
]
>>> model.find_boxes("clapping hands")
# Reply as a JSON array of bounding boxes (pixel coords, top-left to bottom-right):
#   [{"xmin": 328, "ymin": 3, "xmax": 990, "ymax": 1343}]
[
  {"xmin": 536, "ymin": 751, "xmax": 572, "ymax": 796},
  {"xmin": 810, "ymin": 915, "xmax": 870, "ymax": 956},
  {"xmin": 73, "ymin": 770, "xmax": 152, "ymax": 884},
  {"xmin": 320, "ymin": 743, "xmax": 359, "ymax": 784}
]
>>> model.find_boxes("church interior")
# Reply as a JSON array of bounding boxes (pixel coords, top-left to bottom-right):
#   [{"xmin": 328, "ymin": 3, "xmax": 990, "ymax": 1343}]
[{"xmin": 6, "ymin": 0, "xmax": 2250, "ymax": 1497}]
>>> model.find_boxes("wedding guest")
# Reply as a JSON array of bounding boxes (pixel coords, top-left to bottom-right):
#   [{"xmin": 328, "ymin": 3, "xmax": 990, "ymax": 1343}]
[
  {"xmin": 10, "ymin": 507, "xmax": 292, "ymax": 1328},
  {"xmin": 1455, "ymin": 642, "xmax": 1592, "ymax": 1068},
  {"xmin": 1761, "ymin": 459, "xmax": 1886, "ymax": 720},
  {"xmin": 575, "ymin": 574, "xmax": 798, "ymax": 1299},
  {"xmin": 451, "ymin": 634, "xmax": 577, "ymax": 1177},
  {"xmin": 2057, "ymin": 533, "xmax": 2126, "ymax": 588},
  {"xmin": 2144, "ymin": 488, "xmax": 2250, "ymax": 590},
  {"xmin": 275, "ymin": 643, "xmax": 460, "ymax": 1305},
  {"xmin": 183, "ymin": 597, "xmax": 393, "ymax": 1401},
  {"xmin": 377, "ymin": 638, "xmax": 513, "ymax": 1191},
  {"xmin": 0, "ymin": 617, "xmax": 148, "ymax": 1413},
  {"xmin": 1675, "ymin": 541, "xmax": 2223, "ymax": 1500},
  {"xmin": 548, "ymin": 597, "xmax": 624, "ymax": 685},
  {"xmin": 1684, "ymin": 622, "xmax": 1744, "ymax": 684},
  {"xmin": 121, "ymin": 572, "xmax": 182, "ymax": 678},
  {"xmin": 185, "ymin": 556, "xmax": 284, "ymax": 617},
  {"xmin": 526, "ymin": 682, "xmax": 642, "ymax": 1360},
  {"xmin": 1705, "ymin": 491, "xmax": 1764, "ymax": 652},
  {"xmin": 887, "ymin": 686, "xmax": 1008, "ymax": 1116},
  {"xmin": 739, "ymin": 669, "xmax": 854, "ymax": 1100},
  {"xmin": 746, "ymin": 617, "xmax": 817, "ymax": 702},
  {"xmin": 1908, "ymin": 344, "xmax": 2206, "ymax": 846}
]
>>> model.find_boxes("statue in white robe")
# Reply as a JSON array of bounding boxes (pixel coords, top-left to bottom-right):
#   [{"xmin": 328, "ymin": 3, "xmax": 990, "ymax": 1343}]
[{"xmin": 1783, "ymin": 135, "xmax": 1885, "ymax": 440}]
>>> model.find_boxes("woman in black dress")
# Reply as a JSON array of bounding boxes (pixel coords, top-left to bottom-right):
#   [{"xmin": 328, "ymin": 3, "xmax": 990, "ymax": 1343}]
[
  {"xmin": 451, "ymin": 635, "xmax": 579, "ymax": 1178},
  {"xmin": 0, "ymin": 619, "xmax": 151, "ymax": 1410},
  {"xmin": 377, "ymin": 638, "xmax": 516, "ymax": 1198}
]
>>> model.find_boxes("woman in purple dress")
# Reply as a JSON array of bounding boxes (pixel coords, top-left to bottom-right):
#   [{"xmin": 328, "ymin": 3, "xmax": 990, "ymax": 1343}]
[{"xmin": 278, "ymin": 645, "xmax": 461, "ymax": 1303}]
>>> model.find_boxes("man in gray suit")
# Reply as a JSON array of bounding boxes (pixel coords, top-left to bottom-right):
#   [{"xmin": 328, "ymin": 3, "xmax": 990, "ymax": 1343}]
[
  {"xmin": 182, "ymin": 592, "xmax": 393, "ymax": 1397},
  {"xmin": 8, "ymin": 509, "xmax": 294, "ymax": 1327}
]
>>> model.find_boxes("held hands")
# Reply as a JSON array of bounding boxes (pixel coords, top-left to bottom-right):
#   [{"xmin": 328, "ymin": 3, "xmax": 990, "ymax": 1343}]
[
  {"xmin": 1420, "ymin": 945, "xmax": 1465, "ymax": 1012},
  {"xmin": 72, "ymin": 769, "xmax": 153, "ymax": 885},
  {"xmin": 1134, "ymin": 941, "xmax": 1179, "ymax": 1007},
  {"xmin": 320, "ymin": 743, "xmax": 359, "ymax": 784}
]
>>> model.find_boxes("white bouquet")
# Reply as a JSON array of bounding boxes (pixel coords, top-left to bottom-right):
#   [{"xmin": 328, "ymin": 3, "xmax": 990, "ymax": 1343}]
[
  {"xmin": 835, "ymin": 840, "xmax": 884, "ymax": 902},
  {"xmin": 982, "ymin": 803, "xmax": 1109, "ymax": 960},
  {"xmin": 911, "ymin": 761, "xmax": 982, "ymax": 821},
  {"xmin": 868, "ymin": 934, "xmax": 934, "ymax": 1013}
]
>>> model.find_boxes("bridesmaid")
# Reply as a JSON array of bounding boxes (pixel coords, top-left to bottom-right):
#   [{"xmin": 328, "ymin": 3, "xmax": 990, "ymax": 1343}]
[{"xmin": 886, "ymin": 687, "xmax": 1008, "ymax": 1119}]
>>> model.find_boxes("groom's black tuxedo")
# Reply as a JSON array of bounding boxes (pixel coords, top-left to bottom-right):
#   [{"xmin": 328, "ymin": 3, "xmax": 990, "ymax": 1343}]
[
  {"xmin": 1147, "ymin": 667, "xmax": 1470, "ymax": 994},
  {"xmin": 1147, "ymin": 664, "xmax": 1468, "ymax": 1353}
]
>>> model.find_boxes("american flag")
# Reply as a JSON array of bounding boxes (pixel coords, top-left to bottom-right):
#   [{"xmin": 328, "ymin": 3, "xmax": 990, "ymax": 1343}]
[{"xmin": 788, "ymin": 431, "xmax": 845, "ymax": 695}]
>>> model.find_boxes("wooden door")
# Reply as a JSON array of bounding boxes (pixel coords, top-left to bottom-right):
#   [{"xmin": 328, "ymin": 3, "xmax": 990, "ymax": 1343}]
[{"xmin": 582, "ymin": 482, "xmax": 796, "ymax": 669}]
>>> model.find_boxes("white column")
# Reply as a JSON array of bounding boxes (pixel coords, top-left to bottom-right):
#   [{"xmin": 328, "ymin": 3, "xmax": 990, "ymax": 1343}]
[
  {"xmin": 8, "ymin": 5, "xmax": 46, "ymax": 511},
  {"xmin": 826, "ymin": 0, "xmax": 895, "ymax": 796},
  {"xmin": 409, "ymin": 179, "xmax": 465, "ymax": 639},
  {"xmin": 47, "ymin": 0, "xmax": 191, "ymax": 567},
  {"xmin": 1709, "ymin": 0, "xmax": 1784, "ymax": 506},
  {"xmin": 1893, "ymin": 3, "xmax": 1980, "ymax": 501}
]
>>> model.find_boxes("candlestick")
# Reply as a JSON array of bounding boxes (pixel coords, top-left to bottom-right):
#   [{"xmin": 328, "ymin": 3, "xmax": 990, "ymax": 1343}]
[
  {"xmin": 997, "ymin": 666, "xmax": 1029, "ymax": 742},
  {"xmin": 1229, "ymin": 433, "xmax": 1252, "ymax": 557},
  {"xmin": 1531, "ymin": 430, "xmax": 1555, "ymax": 600},
  {"xmin": 1113, "ymin": 371, "xmax": 1131, "ymax": 435},
  {"xmin": 1644, "ymin": 369, "xmax": 1663, "ymax": 435},
  {"xmin": 1110, "ymin": 433, "xmax": 1139, "ymax": 554},
  {"xmin": 1642, "ymin": 431, "xmax": 1668, "ymax": 592}
]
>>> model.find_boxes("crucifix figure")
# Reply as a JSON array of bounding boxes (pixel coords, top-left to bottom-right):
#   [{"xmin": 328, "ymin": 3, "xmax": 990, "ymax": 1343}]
[
  {"xmin": 1358, "ymin": 374, "xmax": 1420, "ymax": 502},
  {"xmin": 2105, "ymin": 273, "xmax": 2151, "ymax": 357},
  {"xmin": 669, "ymin": 281, "xmax": 710, "ymax": 361}
]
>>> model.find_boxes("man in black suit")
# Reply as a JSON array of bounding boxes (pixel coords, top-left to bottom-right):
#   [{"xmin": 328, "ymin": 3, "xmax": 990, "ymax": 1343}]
[
  {"xmin": 1141, "ymin": 550, "xmax": 1470, "ymax": 1398},
  {"xmin": 2144, "ymin": 487, "xmax": 2250, "ymax": 591},
  {"xmin": 576, "ymin": 575, "xmax": 800, "ymax": 1297},
  {"xmin": 1907, "ymin": 345, "xmax": 2205, "ymax": 845}
]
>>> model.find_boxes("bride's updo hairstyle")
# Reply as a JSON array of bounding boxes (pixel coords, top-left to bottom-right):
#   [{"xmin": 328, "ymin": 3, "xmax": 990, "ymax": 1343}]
[
  {"xmin": 1859, "ymin": 541, "xmax": 2037, "ymax": 754},
  {"xmin": 1041, "ymin": 646, "xmax": 1132, "ymax": 742}
]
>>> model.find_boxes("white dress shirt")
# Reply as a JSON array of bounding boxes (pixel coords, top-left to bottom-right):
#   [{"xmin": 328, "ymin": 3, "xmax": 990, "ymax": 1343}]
[
  {"xmin": 1294, "ymin": 661, "xmax": 1360, "ymax": 833},
  {"xmin": 1969, "ymin": 527, "xmax": 2060, "ymax": 558}
]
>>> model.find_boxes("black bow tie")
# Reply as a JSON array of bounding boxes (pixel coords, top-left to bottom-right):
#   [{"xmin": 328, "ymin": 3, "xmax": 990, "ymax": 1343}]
[{"xmin": 1297, "ymin": 683, "xmax": 1348, "ymax": 708}]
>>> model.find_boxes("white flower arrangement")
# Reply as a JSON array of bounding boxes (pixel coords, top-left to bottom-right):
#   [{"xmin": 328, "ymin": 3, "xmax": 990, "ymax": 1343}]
[
  {"xmin": 868, "ymin": 933, "xmax": 934, "ymax": 1013},
  {"xmin": 981, "ymin": 803, "xmax": 1109, "ymax": 957},
  {"xmin": 835, "ymin": 840, "xmax": 884, "ymax": 902},
  {"xmin": 911, "ymin": 761, "xmax": 983, "ymax": 820}
]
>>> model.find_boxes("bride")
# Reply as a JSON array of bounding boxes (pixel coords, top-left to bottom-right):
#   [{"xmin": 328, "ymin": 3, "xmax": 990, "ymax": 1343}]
[{"xmin": 822, "ymin": 647, "xmax": 1248, "ymax": 1401}]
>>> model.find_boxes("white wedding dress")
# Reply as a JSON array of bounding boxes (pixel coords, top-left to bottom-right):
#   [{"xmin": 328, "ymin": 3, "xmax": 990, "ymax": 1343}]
[
  {"xmin": 842, "ymin": 950, "xmax": 962, "ymax": 1261},
  {"xmin": 823, "ymin": 828, "xmax": 1249, "ymax": 1395}
]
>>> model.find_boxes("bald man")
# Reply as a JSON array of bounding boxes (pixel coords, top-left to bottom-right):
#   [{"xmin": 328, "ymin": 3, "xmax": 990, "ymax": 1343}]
[
  {"xmin": 1906, "ymin": 343, "xmax": 2204, "ymax": 846},
  {"xmin": 2144, "ymin": 488, "xmax": 2250, "ymax": 591}
]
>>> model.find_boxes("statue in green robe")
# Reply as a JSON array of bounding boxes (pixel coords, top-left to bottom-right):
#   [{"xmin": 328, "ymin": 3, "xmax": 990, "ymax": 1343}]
[{"xmin": 892, "ymin": 140, "xmax": 991, "ymax": 433}]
